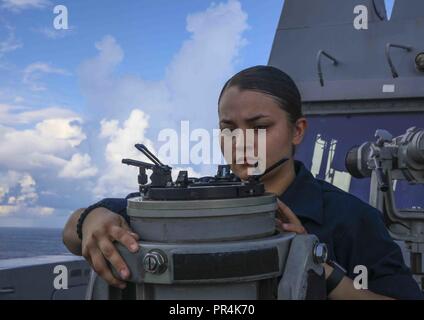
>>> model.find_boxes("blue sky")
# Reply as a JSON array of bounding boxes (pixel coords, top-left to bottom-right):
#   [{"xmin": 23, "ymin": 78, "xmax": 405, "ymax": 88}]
[
  {"xmin": 0, "ymin": 0, "xmax": 396, "ymax": 228},
  {"xmin": 0, "ymin": 0, "xmax": 284, "ymax": 228}
]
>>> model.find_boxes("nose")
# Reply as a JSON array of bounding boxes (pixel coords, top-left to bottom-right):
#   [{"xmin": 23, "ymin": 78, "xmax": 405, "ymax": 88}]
[{"xmin": 233, "ymin": 130, "xmax": 258, "ymax": 163}]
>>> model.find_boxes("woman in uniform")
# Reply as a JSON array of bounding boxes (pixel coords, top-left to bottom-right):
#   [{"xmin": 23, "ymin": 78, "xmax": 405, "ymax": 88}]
[{"xmin": 62, "ymin": 65, "xmax": 423, "ymax": 299}]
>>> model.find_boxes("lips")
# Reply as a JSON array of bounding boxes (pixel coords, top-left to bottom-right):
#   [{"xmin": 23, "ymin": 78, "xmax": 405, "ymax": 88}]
[{"xmin": 235, "ymin": 156, "xmax": 259, "ymax": 165}]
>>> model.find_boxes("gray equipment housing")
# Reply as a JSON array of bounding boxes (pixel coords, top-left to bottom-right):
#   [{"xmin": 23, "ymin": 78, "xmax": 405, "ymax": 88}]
[
  {"xmin": 347, "ymin": 127, "xmax": 424, "ymax": 290},
  {"xmin": 87, "ymin": 194, "xmax": 326, "ymax": 300},
  {"xmin": 268, "ymin": 0, "xmax": 424, "ymax": 292}
]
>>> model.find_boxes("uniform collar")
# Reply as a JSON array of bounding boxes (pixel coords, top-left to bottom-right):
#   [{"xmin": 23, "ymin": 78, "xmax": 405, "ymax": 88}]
[{"xmin": 278, "ymin": 160, "xmax": 324, "ymax": 225}]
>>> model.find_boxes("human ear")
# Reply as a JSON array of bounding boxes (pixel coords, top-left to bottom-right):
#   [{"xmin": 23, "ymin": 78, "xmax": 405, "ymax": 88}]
[{"xmin": 291, "ymin": 117, "xmax": 307, "ymax": 146}]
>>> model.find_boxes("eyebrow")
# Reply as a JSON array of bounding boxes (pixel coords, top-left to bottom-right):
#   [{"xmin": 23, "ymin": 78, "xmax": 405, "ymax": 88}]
[
  {"xmin": 245, "ymin": 114, "xmax": 271, "ymax": 122},
  {"xmin": 220, "ymin": 114, "xmax": 271, "ymax": 124}
]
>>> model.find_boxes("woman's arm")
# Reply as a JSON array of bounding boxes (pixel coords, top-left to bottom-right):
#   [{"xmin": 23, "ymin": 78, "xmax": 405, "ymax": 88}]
[
  {"xmin": 323, "ymin": 264, "xmax": 393, "ymax": 300},
  {"xmin": 62, "ymin": 204, "xmax": 140, "ymax": 289},
  {"xmin": 276, "ymin": 199, "xmax": 395, "ymax": 300},
  {"xmin": 62, "ymin": 208, "xmax": 84, "ymax": 255}
]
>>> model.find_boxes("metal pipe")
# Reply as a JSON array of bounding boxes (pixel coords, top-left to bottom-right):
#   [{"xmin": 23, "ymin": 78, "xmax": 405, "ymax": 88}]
[
  {"xmin": 135, "ymin": 144, "xmax": 164, "ymax": 165},
  {"xmin": 316, "ymin": 50, "xmax": 338, "ymax": 87},
  {"xmin": 372, "ymin": 0, "xmax": 386, "ymax": 20},
  {"xmin": 385, "ymin": 43, "xmax": 412, "ymax": 78}
]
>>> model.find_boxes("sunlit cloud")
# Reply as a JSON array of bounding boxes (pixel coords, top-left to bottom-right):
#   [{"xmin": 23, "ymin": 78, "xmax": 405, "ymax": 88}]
[
  {"xmin": 1, "ymin": 0, "xmax": 50, "ymax": 12},
  {"xmin": 22, "ymin": 62, "xmax": 70, "ymax": 91},
  {"xmin": 79, "ymin": 0, "xmax": 248, "ymax": 197}
]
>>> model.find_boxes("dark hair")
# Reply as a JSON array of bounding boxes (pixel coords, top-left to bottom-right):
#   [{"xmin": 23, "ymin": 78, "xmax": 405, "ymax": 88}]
[{"xmin": 218, "ymin": 65, "xmax": 303, "ymax": 124}]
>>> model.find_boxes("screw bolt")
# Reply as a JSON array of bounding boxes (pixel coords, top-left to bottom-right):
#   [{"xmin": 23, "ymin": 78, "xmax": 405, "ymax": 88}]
[
  {"xmin": 313, "ymin": 243, "xmax": 328, "ymax": 264},
  {"xmin": 143, "ymin": 250, "xmax": 167, "ymax": 274}
]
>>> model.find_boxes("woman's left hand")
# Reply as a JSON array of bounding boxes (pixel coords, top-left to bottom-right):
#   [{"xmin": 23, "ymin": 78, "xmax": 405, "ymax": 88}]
[{"xmin": 275, "ymin": 198, "xmax": 307, "ymax": 234}]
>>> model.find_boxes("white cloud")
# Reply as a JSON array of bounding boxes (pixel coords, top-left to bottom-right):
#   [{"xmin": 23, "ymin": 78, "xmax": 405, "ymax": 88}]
[
  {"xmin": 14, "ymin": 172, "xmax": 37, "ymax": 204},
  {"xmin": 36, "ymin": 118, "xmax": 85, "ymax": 147},
  {"xmin": 165, "ymin": 0, "xmax": 249, "ymax": 115},
  {"xmin": 59, "ymin": 153, "xmax": 98, "ymax": 179},
  {"xmin": 94, "ymin": 109, "xmax": 154, "ymax": 198},
  {"xmin": 0, "ymin": 117, "xmax": 86, "ymax": 171},
  {"xmin": 95, "ymin": 110, "xmax": 203, "ymax": 198},
  {"xmin": 23, "ymin": 62, "xmax": 70, "ymax": 91},
  {"xmin": 79, "ymin": 1, "xmax": 248, "ymax": 124},
  {"xmin": 1, "ymin": 0, "xmax": 49, "ymax": 11},
  {"xmin": 0, "ymin": 103, "xmax": 77, "ymax": 125},
  {"xmin": 0, "ymin": 170, "xmax": 53, "ymax": 218},
  {"xmin": 0, "ymin": 170, "xmax": 21, "ymax": 202},
  {"xmin": 0, "ymin": 104, "xmax": 91, "ymax": 178},
  {"xmin": 0, "ymin": 23, "xmax": 22, "ymax": 57},
  {"xmin": 0, "ymin": 103, "xmax": 96, "ymax": 224},
  {"xmin": 79, "ymin": 0, "xmax": 248, "ymax": 197},
  {"xmin": 34, "ymin": 26, "xmax": 75, "ymax": 39},
  {"xmin": 0, "ymin": 0, "xmax": 249, "ymax": 226}
]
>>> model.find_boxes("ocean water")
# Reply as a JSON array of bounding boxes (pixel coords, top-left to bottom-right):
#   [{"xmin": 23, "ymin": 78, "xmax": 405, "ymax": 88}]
[{"xmin": 0, "ymin": 227, "xmax": 71, "ymax": 260}]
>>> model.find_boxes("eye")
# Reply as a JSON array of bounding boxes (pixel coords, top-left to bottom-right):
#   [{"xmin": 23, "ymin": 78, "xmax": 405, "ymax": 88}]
[
  {"xmin": 220, "ymin": 126, "xmax": 237, "ymax": 132},
  {"xmin": 254, "ymin": 124, "xmax": 269, "ymax": 130}
]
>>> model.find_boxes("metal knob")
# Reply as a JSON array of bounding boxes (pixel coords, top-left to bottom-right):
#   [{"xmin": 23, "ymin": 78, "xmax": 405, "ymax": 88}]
[
  {"xmin": 143, "ymin": 250, "xmax": 167, "ymax": 274},
  {"xmin": 313, "ymin": 242, "xmax": 328, "ymax": 264}
]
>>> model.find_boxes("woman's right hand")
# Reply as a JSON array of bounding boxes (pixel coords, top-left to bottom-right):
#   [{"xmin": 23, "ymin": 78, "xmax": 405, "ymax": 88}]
[{"xmin": 81, "ymin": 207, "xmax": 140, "ymax": 289}]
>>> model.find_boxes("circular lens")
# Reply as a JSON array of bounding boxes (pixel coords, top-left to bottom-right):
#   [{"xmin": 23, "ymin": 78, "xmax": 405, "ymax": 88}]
[
  {"xmin": 345, "ymin": 146, "xmax": 362, "ymax": 178},
  {"xmin": 345, "ymin": 143, "xmax": 373, "ymax": 178},
  {"xmin": 407, "ymin": 129, "xmax": 424, "ymax": 166},
  {"xmin": 415, "ymin": 52, "xmax": 424, "ymax": 72}
]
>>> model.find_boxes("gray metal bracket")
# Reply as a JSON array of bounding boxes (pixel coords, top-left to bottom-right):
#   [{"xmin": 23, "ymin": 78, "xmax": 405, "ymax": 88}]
[{"xmin": 278, "ymin": 234, "xmax": 324, "ymax": 300}]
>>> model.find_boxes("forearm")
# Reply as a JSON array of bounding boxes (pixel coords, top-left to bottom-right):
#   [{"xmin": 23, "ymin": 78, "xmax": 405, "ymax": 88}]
[
  {"xmin": 62, "ymin": 208, "xmax": 84, "ymax": 256},
  {"xmin": 324, "ymin": 264, "xmax": 394, "ymax": 300}
]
